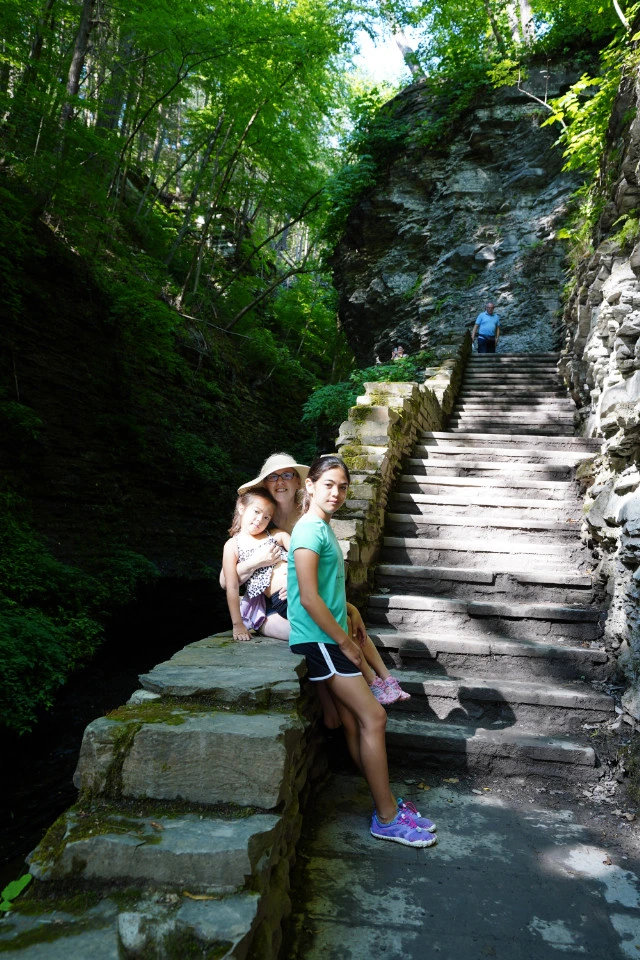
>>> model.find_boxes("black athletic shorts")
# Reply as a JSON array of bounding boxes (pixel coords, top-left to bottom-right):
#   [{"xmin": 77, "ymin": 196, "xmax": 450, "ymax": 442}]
[
  {"xmin": 291, "ymin": 641, "xmax": 361, "ymax": 680},
  {"xmin": 265, "ymin": 589, "xmax": 288, "ymax": 619}
]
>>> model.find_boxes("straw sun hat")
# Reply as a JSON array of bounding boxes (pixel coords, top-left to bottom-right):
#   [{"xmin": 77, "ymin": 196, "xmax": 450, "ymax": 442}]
[{"xmin": 237, "ymin": 453, "xmax": 309, "ymax": 495}]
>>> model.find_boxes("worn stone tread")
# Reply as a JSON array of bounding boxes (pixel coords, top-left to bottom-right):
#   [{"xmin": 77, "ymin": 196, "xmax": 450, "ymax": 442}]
[
  {"xmin": 135, "ymin": 635, "xmax": 304, "ymax": 701},
  {"xmin": 376, "ymin": 564, "xmax": 592, "ymax": 588},
  {"xmin": 414, "ymin": 445, "xmax": 591, "ymax": 461},
  {"xmin": 370, "ymin": 628, "xmax": 608, "ymax": 664},
  {"xmin": 390, "ymin": 492, "xmax": 579, "ymax": 520},
  {"xmin": 405, "ymin": 459, "xmax": 573, "ymax": 474},
  {"xmin": 383, "ymin": 535, "xmax": 573, "ymax": 556},
  {"xmin": 369, "ymin": 593, "xmax": 603, "ymax": 621},
  {"xmin": 387, "ymin": 511, "xmax": 581, "ymax": 532},
  {"xmin": 388, "ymin": 669, "xmax": 614, "ymax": 711},
  {"xmin": 385, "ymin": 717, "xmax": 597, "ymax": 770},
  {"xmin": 400, "ymin": 472, "xmax": 575, "ymax": 492},
  {"xmin": 74, "ymin": 711, "xmax": 306, "ymax": 808},
  {"xmin": 30, "ymin": 812, "xmax": 281, "ymax": 892},
  {"xmin": 421, "ymin": 431, "xmax": 600, "ymax": 448}
]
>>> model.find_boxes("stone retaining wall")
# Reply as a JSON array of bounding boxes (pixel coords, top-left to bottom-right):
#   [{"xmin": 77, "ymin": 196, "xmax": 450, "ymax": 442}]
[
  {"xmin": 560, "ymin": 66, "xmax": 640, "ymax": 721},
  {"xmin": 2, "ymin": 638, "xmax": 327, "ymax": 960},
  {"xmin": 334, "ymin": 337, "xmax": 470, "ymax": 603}
]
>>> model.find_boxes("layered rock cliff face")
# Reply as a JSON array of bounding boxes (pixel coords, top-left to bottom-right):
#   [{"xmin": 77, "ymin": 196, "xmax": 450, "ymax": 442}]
[
  {"xmin": 332, "ymin": 66, "xmax": 583, "ymax": 362},
  {"xmin": 561, "ymin": 68, "xmax": 640, "ymax": 714}
]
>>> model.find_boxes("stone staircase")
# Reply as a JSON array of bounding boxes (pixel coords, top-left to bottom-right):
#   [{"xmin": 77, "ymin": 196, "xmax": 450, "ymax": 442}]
[{"xmin": 368, "ymin": 352, "xmax": 615, "ymax": 779}]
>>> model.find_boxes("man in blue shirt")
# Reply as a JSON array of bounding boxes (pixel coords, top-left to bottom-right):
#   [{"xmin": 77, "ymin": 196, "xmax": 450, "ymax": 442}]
[{"xmin": 471, "ymin": 302, "xmax": 500, "ymax": 353}]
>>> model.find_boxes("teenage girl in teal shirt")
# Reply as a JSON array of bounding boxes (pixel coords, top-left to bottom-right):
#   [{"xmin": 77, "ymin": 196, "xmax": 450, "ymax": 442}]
[{"xmin": 288, "ymin": 455, "xmax": 437, "ymax": 847}]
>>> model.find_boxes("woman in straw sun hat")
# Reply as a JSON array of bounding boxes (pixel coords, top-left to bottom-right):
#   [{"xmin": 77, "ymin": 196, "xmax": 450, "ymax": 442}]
[{"xmin": 220, "ymin": 451, "xmax": 411, "ymax": 712}]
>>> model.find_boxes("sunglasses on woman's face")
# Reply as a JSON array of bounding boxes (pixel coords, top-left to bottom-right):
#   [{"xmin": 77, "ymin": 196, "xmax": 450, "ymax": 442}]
[{"xmin": 265, "ymin": 471, "xmax": 296, "ymax": 482}]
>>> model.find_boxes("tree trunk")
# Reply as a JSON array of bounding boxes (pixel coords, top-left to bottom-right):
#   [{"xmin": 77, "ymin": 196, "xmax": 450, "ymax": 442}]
[
  {"xmin": 483, "ymin": 0, "xmax": 507, "ymax": 54},
  {"xmin": 518, "ymin": 0, "xmax": 535, "ymax": 42},
  {"xmin": 61, "ymin": 0, "xmax": 97, "ymax": 124},
  {"xmin": 393, "ymin": 31, "xmax": 423, "ymax": 79},
  {"xmin": 164, "ymin": 114, "xmax": 227, "ymax": 265}
]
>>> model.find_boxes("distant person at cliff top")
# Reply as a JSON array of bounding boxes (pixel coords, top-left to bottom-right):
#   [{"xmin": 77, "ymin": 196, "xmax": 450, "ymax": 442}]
[
  {"xmin": 471, "ymin": 302, "xmax": 500, "ymax": 353},
  {"xmin": 391, "ymin": 345, "xmax": 408, "ymax": 360}
]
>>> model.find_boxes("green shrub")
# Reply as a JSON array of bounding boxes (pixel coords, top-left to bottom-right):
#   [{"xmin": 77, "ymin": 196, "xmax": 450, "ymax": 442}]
[
  {"xmin": 302, "ymin": 351, "xmax": 435, "ymax": 445},
  {"xmin": 0, "ymin": 493, "xmax": 158, "ymax": 733}
]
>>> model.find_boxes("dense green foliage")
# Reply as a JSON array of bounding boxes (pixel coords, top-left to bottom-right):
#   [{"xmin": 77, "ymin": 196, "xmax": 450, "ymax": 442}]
[
  {"xmin": 0, "ymin": 493, "xmax": 158, "ymax": 733},
  {"xmin": 384, "ymin": 0, "xmax": 620, "ymax": 72},
  {"xmin": 0, "ymin": 0, "xmax": 368, "ymax": 728},
  {"xmin": 539, "ymin": 25, "xmax": 640, "ymax": 266},
  {"xmin": 302, "ymin": 351, "xmax": 435, "ymax": 447}
]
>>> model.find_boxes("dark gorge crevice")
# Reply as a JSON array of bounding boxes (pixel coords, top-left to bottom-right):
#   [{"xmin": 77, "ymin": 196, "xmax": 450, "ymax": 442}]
[{"xmin": 0, "ymin": 577, "xmax": 226, "ymax": 880}]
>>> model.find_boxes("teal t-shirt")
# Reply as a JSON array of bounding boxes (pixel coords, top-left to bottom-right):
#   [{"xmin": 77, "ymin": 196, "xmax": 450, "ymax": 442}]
[{"xmin": 287, "ymin": 513, "xmax": 347, "ymax": 646}]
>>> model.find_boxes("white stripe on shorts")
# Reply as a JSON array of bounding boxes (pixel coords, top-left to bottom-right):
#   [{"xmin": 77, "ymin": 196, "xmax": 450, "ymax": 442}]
[{"xmin": 317, "ymin": 642, "xmax": 360, "ymax": 679}]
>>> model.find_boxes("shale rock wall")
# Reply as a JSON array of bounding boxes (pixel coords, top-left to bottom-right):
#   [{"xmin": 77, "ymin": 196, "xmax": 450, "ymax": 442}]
[
  {"xmin": 560, "ymin": 68, "xmax": 640, "ymax": 718},
  {"xmin": 332, "ymin": 65, "xmax": 584, "ymax": 363}
]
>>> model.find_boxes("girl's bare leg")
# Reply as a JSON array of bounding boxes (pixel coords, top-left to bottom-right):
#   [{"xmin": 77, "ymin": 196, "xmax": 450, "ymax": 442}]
[
  {"xmin": 315, "ymin": 680, "xmax": 341, "ymax": 728},
  {"xmin": 361, "ymin": 634, "xmax": 390, "ymax": 681},
  {"xmin": 259, "ymin": 613, "xmax": 289, "ymax": 640},
  {"xmin": 359, "ymin": 657, "xmax": 376, "ymax": 685},
  {"xmin": 326, "ymin": 673, "xmax": 397, "ymax": 822}
]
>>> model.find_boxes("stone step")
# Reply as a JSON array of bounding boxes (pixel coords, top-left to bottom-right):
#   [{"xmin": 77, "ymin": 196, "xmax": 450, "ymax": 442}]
[
  {"xmin": 463, "ymin": 374, "xmax": 564, "ymax": 383},
  {"xmin": 386, "ymin": 512, "xmax": 581, "ymax": 541},
  {"xmin": 375, "ymin": 564, "xmax": 594, "ymax": 604},
  {"xmin": 398, "ymin": 473, "xmax": 577, "ymax": 500},
  {"xmin": 455, "ymin": 396, "xmax": 574, "ymax": 407},
  {"xmin": 452, "ymin": 411, "xmax": 575, "ymax": 424},
  {"xmin": 370, "ymin": 628, "xmax": 609, "ymax": 681},
  {"xmin": 73, "ymin": 707, "xmax": 306, "ymax": 809},
  {"xmin": 368, "ymin": 593, "xmax": 604, "ymax": 642},
  {"xmin": 405, "ymin": 459, "xmax": 573, "ymax": 479},
  {"xmin": 385, "ymin": 669, "xmax": 614, "ymax": 734},
  {"xmin": 413, "ymin": 444, "xmax": 592, "ymax": 463},
  {"xmin": 382, "ymin": 535, "xmax": 584, "ymax": 570},
  {"xmin": 391, "ymin": 491, "xmax": 580, "ymax": 520},
  {"xmin": 459, "ymin": 388, "xmax": 569, "ymax": 398},
  {"xmin": 467, "ymin": 353, "xmax": 560, "ymax": 364},
  {"xmin": 385, "ymin": 717, "xmax": 598, "ymax": 779},
  {"xmin": 139, "ymin": 635, "xmax": 304, "ymax": 703},
  {"xmin": 420, "ymin": 432, "xmax": 600, "ymax": 450},
  {"xmin": 29, "ymin": 809, "xmax": 281, "ymax": 894},
  {"xmin": 0, "ymin": 892, "xmax": 262, "ymax": 959},
  {"xmin": 470, "ymin": 352, "xmax": 561, "ymax": 358},
  {"xmin": 453, "ymin": 407, "xmax": 574, "ymax": 418},
  {"xmin": 448, "ymin": 422, "xmax": 576, "ymax": 437}
]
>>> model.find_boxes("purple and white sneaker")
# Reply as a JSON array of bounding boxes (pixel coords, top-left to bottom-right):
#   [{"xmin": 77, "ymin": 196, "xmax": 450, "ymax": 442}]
[
  {"xmin": 384, "ymin": 676, "xmax": 411, "ymax": 702},
  {"xmin": 370, "ymin": 809, "xmax": 437, "ymax": 847},
  {"xmin": 370, "ymin": 677, "xmax": 395, "ymax": 705},
  {"xmin": 397, "ymin": 797, "xmax": 436, "ymax": 832}
]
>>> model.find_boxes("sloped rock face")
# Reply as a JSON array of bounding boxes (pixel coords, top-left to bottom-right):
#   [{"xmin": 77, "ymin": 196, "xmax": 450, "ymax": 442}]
[
  {"xmin": 560, "ymin": 68, "xmax": 640, "ymax": 710},
  {"xmin": 332, "ymin": 66, "xmax": 583, "ymax": 363}
]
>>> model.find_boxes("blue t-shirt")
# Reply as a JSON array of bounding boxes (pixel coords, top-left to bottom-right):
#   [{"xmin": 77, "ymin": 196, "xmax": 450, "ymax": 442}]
[
  {"xmin": 287, "ymin": 513, "xmax": 347, "ymax": 646},
  {"xmin": 475, "ymin": 311, "xmax": 500, "ymax": 337}
]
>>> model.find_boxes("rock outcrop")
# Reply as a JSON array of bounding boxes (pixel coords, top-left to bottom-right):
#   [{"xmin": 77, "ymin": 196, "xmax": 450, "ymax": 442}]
[
  {"xmin": 560, "ymin": 67, "xmax": 640, "ymax": 716},
  {"xmin": 331, "ymin": 65, "xmax": 584, "ymax": 363}
]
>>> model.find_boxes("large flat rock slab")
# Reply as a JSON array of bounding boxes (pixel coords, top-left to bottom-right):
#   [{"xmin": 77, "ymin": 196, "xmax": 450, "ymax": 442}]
[
  {"xmin": 139, "ymin": 635, "xmax": 305, "ymax": 705},
  {"xmin": 74, "ymin": 710, "xmax": 306, "ymax": 808},
  {"xmin": 0, "ymin": 900, "xmax": 120, "ymax": 959},
  {"xmin": 0, "ymin": 893, "xmax": 260, "ymax": 959},
  {"xmin": 29, "ymin": 811, "xmax": 281, "ymax": 893}
]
